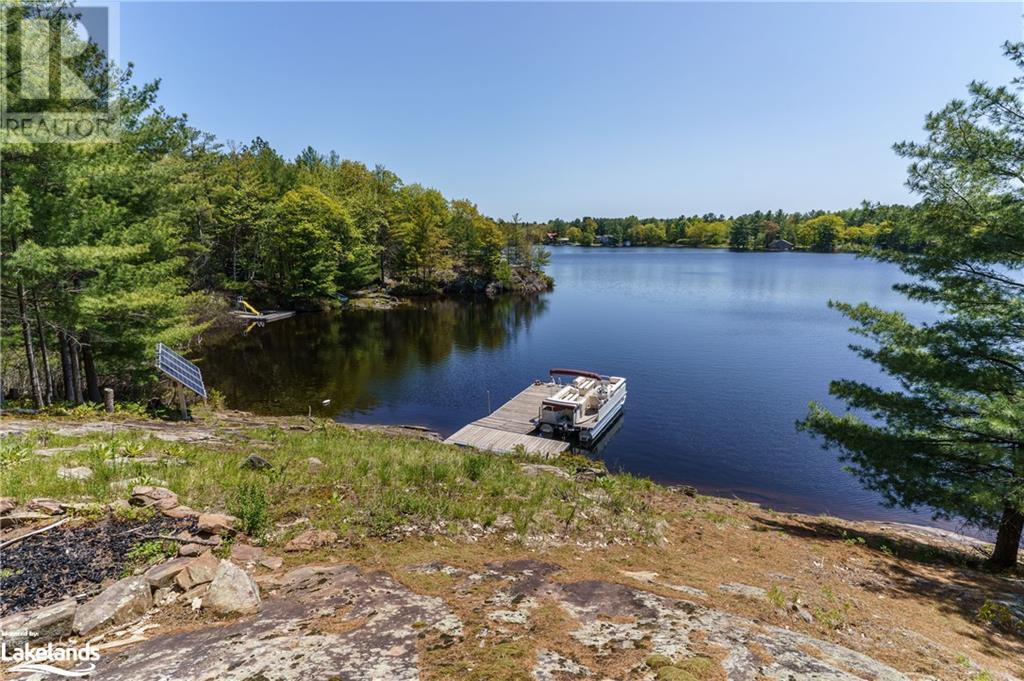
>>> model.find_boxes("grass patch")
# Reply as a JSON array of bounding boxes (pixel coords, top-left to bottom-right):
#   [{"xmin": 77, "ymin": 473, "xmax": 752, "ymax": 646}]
[
  {"xmin": 122, "ymin": 539, "xmax": 177, "ymax": 576},
  {"xmin": 0, "ymin": 423, "xmax": 660, "ymax": 547}
]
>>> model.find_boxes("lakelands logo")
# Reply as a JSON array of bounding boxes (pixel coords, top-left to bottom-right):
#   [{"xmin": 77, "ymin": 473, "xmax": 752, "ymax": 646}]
[
  {"xmin": 1, "ymin": 0, "xmax": 121, "ymax": 143},
  {"xmin": 2, "ymin": 641, "xmax": 99, "ymax": 677}
]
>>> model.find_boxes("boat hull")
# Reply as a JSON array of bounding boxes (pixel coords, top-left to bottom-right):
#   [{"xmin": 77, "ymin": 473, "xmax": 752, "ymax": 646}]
[{"xmin": 579, "ymin": 385, "xmax": 627, "ymax": 443}]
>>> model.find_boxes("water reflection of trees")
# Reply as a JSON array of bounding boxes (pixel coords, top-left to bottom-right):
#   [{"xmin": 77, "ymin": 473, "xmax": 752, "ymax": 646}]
[{"xmin": 198, "ymin": 296, "xmax": 549, "ymax": 414}]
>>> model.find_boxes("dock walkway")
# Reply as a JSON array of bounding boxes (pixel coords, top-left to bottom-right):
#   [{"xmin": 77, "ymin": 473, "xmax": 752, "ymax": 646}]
[{"xmin": 444, "ymin": 383, "xmax": 569, "ymax": 457}]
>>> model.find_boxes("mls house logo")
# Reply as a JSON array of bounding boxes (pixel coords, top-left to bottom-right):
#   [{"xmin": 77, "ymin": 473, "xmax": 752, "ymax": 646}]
[{"xmin": 1, "ymin": 0, "xmax": 120, "ymax": 143}]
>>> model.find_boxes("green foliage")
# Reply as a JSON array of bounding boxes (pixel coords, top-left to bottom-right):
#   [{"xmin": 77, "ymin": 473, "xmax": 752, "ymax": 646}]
[
  {"xmin": 265, "ymin": 186, "xmax": 346, "ymax": 301},
  {"xmin": 112, "ymin": 504, "xmax": 156, "ymax": 523},
  {"xmin": 230, "ymin": 479, "xmax": 271, "ymax": 538},
  {"xmin": 977, "ymin": 600, "xmax": 1020, "ymax": 632},
  {"xmin": 0, "ymin": 441, "xmax": 32, "ymax": 470},
  {"xmin": 122, "ymin": 539, "xmax": 177, "ymax": 576},
  {"xmin": 766, "ymin": 585, "xmax": 787, "ymax": 608},
  {"xmin": 796, "ymin": 215, "xmax": 844, "ymax": 252},
  {"xmin": 801, "ymin": 43, "xmax": 1024, "ymax": 568}
]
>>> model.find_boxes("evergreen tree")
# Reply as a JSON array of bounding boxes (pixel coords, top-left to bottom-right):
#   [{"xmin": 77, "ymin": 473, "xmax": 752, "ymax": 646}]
[{"xmin": 802, "ymin": 43, "xmax": 1024, "ymax": 568}]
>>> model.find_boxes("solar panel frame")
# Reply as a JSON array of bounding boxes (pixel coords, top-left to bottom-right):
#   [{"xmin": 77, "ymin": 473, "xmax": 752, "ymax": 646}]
[{"xmin": 155, "ymin": 343, "xmax": 207, "ymax": 398}]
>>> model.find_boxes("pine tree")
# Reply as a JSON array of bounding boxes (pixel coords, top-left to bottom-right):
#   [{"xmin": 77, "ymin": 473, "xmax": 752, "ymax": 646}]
[{"xmin": 802, "ymin": 43, "xmax": 1024, "ymax": 568}]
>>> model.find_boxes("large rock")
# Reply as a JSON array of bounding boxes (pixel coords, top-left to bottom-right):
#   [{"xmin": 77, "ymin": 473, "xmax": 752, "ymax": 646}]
[
  {"xmin": 73, "ymin": 576, "xmax": 153, "ymax": 636},
  {"xmin": 175, "ymin": 551, "xmax": 221, "ymax": 591},
  {"xmin": 144, "ymin": 557, "xmax": 192, "ymax": 589},
  {"xmin": 204, "ymin": 561, "xmax": 261, "ymax": 615},
  {"xmin": 0, "ymin": 598, "xmax": 77, "ymax": 645},
  {"xmin": 129, "ymin": 485, "xmax": 179, "ymax": 511},
  {"xmin": 284, "ymin": 529, "xmax": 337, "ymax": 552},
  {"xmin": 90, "ymin": 565, "xmax": 459, "ymax": 681},
  {"xmin": 197, "ymin": 512, "xmax": 237, "ymax": 535},
  {"xmin": 475, "ymin": 560, "xmax": 909, "ymax": 681}
]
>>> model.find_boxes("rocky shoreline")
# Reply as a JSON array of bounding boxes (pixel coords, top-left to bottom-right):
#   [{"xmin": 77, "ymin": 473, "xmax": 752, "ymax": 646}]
[{"xmin": 1, "ymin": 415, "xmax": 1021, "ymax": 680}]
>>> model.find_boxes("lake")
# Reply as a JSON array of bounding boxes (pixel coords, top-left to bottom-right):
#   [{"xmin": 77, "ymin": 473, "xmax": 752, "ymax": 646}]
[{"xmin": 199, "ymin": 247, "xmax": 947, "ymax": 526}]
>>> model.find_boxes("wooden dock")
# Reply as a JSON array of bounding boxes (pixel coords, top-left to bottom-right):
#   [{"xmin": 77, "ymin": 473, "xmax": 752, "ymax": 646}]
[{"xmin": 444, "ymin": 383, "xmax": 570, "ymax": 457}]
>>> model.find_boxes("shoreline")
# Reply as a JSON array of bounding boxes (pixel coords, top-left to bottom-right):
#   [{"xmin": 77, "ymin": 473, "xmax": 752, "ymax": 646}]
[
  {"xmin": 1, "ymin": 412, "xmax": 1020, "ymax": 679},
  {"xmin": 0, "ymin": 412, "xmax": 993, "ymax": 550}
]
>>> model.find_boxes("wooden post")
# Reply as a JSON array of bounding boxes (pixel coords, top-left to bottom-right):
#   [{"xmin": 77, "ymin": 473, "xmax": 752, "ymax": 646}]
[
  {"xmin": 103, "ymin": 388, "xmax": 114, "ymax": 413},
  {"xmin": 176, "ymin": 383, "xmax": 189, "ymax": 421}
]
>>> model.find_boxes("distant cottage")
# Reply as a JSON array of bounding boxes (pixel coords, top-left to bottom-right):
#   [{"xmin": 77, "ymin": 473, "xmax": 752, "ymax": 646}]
[{"xmin": 766, "ymin": 238, "xmax": 794, "ymax": 252}]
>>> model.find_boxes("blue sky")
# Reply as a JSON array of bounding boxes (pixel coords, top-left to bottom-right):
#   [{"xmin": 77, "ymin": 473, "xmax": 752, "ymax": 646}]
[{"xmin": 121, "ymin": 2, "xmax": 1022, "ymax": 220}]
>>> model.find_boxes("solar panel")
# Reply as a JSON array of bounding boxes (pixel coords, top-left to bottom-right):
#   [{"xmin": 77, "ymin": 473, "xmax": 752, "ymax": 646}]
[{"xmin": 155, "ymin": 343, "xmax": 207, "ymax": 399}]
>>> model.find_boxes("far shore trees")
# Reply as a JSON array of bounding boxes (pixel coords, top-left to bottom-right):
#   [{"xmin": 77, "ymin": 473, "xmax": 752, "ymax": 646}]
[{"xmin": 802, "ymin": 42, "xmax": 1024, "ymax": 569}]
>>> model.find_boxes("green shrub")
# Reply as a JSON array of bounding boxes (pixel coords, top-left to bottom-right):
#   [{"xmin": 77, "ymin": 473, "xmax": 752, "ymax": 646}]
[
  {"xmin": 977, "ymin": 600, "xmax": 1019, "ymax": 631},
  {"xmin": 231, "ymin": 479, "xmax": 270, "ymax": 538},
  {"xmin": 767, "ymin": 585, "xmax": 787, "ymax": 608}
]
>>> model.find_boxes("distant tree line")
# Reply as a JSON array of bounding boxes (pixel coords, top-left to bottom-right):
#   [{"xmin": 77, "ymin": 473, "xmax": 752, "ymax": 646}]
[{"xmin": 542, "ymin": 203, "xmax": 925, "ymax": 252}]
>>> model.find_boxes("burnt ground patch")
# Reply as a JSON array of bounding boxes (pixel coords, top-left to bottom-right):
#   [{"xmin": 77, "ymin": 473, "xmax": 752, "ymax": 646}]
[{"xmin": 0, "ymin": 515, "xmax": 197, "ymax": 615}]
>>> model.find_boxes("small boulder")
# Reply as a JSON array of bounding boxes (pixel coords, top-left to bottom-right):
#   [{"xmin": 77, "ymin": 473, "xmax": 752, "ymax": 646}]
[
  {"xmin": 0, "ymin": 497, "xmax": 16, "ymax": 515},
  {"xmin": 129, "ymin": 485, "xmax": 179, "ymax": 511},
  {"xmin": 144, "ymin": 557, "xmax": 192, "ymax": 589},
  {"xmin": 259, "ymin": 556, "xmax": 284, "ymax": 571},
  {"xmin": 73, "ymin": 576, "xmax": 152, "ymax": 636},
  {"xmin": 229, "ymin": 543, "xmax": 264, "ymax": 567},
  {"xmin": 27, "ymin": 498, "xmax": 63, "ymax": 515},
  {"xmin": 306, "ymin": 457, "xmax": 324, "ymax": 471},
  {"xmin": 204, "ymin": 560, "xmax": 261, "ymax": 615},
  {"xmin": 240, "ymin": 454, "xmax": 273, "ymax": 470},
  {"xmin": 153, "ymin": 587, "xmax": 178, "ymax": 607},
  {"xmin": 197, "ymin": 512, "xmax": 237, "ymax": 535},
  {"xmin": 175, "ymin": 551, "xmax": 221, "ymax": 591},
  {"xmin": 573, "ymin": 466, "xmax": 606, "ymax": 482},
  {"xmin": 284, "ymin": 529, "xmax": 337, "ymax": 552},
  {"xmin": 0, "ymin": 598, "xmax": 77, "ymax": 645},
  {"xmin": 178, "ymin": 543, "xmax": 206, "ymax": 557},
  {"xmin": 161, "ymin": 505, "xmax": 198, "ymax": 520},
  {"xmin": 57, "ymin": 465, "xmax": 93, "ymax": 480}
]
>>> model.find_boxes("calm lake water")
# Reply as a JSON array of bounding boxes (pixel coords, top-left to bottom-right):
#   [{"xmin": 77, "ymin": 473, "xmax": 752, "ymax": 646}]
[{"xmin": 199, "ymin": 248, "xmax": 947, "ymax": 526}]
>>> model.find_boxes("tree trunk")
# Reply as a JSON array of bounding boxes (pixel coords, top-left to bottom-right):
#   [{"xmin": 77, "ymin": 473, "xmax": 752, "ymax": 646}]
[
  {"xmin": 69, "ymin": 336, "xmax": 84, "ymax": 405},
  {"xmin": 80, "ymin": 330, "xmax": 101, "ymax": 403},
  {"xmin": 987, "ymin": 505, "xmax": 1024, "ymax": 569},
  {"xmin": 16, "ymin": 283, "xmax": 45, "ymax": 409},
  {"xmin": 33, "ymin": 298, "xmax": 54, "ymax": 405},
  {"xmin": 58, "ymin": 330, "xmax": 74, "ymax": 402}
]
